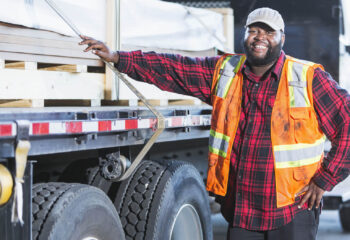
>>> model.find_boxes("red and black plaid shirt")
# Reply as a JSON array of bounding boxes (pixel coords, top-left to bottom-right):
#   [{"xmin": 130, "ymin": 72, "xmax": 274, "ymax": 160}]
[{"xmin": 116, "ymin": 50, "xmax": 350, "ymax": 231}]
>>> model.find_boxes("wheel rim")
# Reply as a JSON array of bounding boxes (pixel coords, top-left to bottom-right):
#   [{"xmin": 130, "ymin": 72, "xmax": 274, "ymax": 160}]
[{"xmin": 170, "ymin": 204, "xmax": 203, "ymax": 240}]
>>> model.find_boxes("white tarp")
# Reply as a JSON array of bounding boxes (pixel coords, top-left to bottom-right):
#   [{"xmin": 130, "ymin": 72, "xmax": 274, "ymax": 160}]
[
  {"xmin": 0, "ymin": 0, "xmax": 226, "ymax": 51},
  {"xmin": 120, "ymin": 0, "xmax": 225, "ymax": 51},
  {"xmin": 0, "ymin": 0, "xmax": 106, "ymax": 41}
]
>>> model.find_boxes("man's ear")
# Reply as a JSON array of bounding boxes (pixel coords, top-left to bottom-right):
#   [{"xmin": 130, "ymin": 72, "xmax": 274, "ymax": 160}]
[{"xmin": 281, "ymin": 32, "xmax": 285, "ymax": 47}]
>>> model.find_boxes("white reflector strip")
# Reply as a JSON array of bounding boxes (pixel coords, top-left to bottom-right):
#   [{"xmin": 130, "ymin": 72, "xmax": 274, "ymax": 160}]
[
  {"xmin": 49, "ymin": 122, "xmax": 66, "ymax": 134},
  {"xmin": 82, "ymin": 121, "xmax": 99, "ymax": 132},
  {"xmin": 112, "ymin": 120, "xmax": 126, "ymax": 131},
  {"xmin": 138, "ymin": 119, "xmax": 151, "ymax": 129}
]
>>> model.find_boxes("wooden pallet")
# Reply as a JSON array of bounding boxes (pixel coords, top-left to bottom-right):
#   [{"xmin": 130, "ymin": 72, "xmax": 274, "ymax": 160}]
[{"xmin": 0, "ymin": 59, "xmax": 105, "ymax": 107}]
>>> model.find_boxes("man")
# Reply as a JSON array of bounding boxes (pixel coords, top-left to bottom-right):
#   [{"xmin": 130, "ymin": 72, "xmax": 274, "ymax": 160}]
[{"xmin": 80, "ymin": 7, "xmax": 350, "ymax": 240}]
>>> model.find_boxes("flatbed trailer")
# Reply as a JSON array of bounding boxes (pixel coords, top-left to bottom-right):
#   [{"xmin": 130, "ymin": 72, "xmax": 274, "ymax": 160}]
[{"xmin": 0, "ymin": 105, "xmax": 214, "ymax": 240}]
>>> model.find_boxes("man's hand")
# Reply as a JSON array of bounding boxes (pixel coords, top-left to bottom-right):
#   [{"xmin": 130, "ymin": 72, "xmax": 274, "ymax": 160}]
[
  {"xmin": 296, "ymin": 180, "xmax": 325, "ymax": 210},
  {"xmin": 79, "ymin": 35, "xmax": 119, "ymax": 63}
]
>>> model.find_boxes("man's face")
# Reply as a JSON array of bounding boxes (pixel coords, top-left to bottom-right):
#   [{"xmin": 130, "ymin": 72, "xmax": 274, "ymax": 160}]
[{"xmin": 243, "ymin": 22, "xmax": 285, "ymax": 66}]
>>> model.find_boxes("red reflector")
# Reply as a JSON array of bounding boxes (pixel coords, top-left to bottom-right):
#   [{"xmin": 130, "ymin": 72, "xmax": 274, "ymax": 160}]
[
  {"xmin": 66, "ymin": 122, "xmax": 82, "ymax": 133},
  {"xmin": 0, "ymin": 124, "xmax": 12, "ymax": 136},
  {"xmin": 32, "ymin": 123, "xmax": 49, "ymax": 135},
  {"xmin": 125, "ymin": 120, "xmax": 138, "ymax": 129},
  {"xmin": 98, "ymin": 121, "xmax": 112, "ymax": 131}
]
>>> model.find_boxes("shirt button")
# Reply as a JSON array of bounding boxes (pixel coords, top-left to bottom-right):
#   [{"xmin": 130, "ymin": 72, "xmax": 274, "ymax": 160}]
[
  {"xmin": 244, "ymin": 137, "xmax": 249, "ymax": 141},
  {"xmin": 255, "ymin": 83, "xmax": 259, "ymax": 87},
  {"xmin": 237, "ymin": 192, "xmax": 241, "ymax": 198},
  {"xmin": 238, "ymin": 174, "xmax": 242, "ymax": 180},
  {"xmin": 249, "ymin": 119, "xmax": 253, "ymax": 123}
]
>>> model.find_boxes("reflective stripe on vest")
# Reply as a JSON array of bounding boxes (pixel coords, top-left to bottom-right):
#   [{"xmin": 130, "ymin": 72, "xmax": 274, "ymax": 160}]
[
  {"xmin": 274, "ymin": 136, "xmax": 325, "ymax": 168},
  {"xmin": 287, "ymin": 61, "xmax": 311, "ymax": 108},
  {"xmin": 215, "ymin": 55, "xmax": 244, "ymax": 98},
  {"xmin": 209, "ymin": 129, "xmax": 230, "ymax": 158}
]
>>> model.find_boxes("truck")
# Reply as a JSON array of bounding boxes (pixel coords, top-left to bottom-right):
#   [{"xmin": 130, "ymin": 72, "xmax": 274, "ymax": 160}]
[{"xmin": 0, "ymin": 0, "xmax": 232, "ymax": 239}]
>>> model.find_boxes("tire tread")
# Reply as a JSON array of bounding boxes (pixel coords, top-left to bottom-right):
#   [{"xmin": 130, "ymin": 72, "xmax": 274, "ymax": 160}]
[
  {"xmin": 114, "ymin": 161, "xmax": 166, "ymax": 240},
  {"xmin": 32, "ymin": 183, "xmax": 73, "ymax": 240}
]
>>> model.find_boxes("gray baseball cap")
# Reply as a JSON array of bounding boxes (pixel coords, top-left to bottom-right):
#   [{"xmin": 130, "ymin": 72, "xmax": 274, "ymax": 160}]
[{"xmin": 245, "ymin": 7, "xmax": 285, "ymax": 32}]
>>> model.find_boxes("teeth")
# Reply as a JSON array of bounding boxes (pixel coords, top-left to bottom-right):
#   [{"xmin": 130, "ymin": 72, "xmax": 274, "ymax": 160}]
[{"xmin": 255, "ymin": 45, "xmax": 267, "ymax": 49}]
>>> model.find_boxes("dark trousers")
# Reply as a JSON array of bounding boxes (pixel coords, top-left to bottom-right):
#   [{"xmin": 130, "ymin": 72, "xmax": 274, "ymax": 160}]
[{"xmin": 227, "ymin": 208, "xmax": 320, "ymax": 240}]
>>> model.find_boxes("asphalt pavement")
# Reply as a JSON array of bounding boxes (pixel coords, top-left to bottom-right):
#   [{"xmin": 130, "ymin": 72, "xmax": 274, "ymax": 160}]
[{"xmin": 212, "ymin": 210, "xmax": 350, "ymax": 240}]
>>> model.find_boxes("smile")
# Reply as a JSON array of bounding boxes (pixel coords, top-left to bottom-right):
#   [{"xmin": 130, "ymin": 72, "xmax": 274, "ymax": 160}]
[{"xmin": 254, "ymin": 45, "xmax": 267, "ymax": 49}]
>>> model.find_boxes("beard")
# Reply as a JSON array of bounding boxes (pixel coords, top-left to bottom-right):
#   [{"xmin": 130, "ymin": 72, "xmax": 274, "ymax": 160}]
[{"xmin": 243, "ymin": 39, "xmax": 283, "ymax": 66}]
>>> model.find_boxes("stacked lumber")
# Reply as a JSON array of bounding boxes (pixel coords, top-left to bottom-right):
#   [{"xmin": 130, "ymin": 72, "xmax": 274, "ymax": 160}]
[
  {"xmin": 0, "ymin": 22, "xmax": 108, "ymax": 107},
  {"xmin": 0, "ymin": 0, "xmax": 118, "ymax": 108}
]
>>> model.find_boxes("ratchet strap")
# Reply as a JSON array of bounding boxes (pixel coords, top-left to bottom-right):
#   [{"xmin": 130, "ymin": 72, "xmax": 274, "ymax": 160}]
[{"xmin": 11, "ymin": 121, "xmax": 31, "ymax": 225}]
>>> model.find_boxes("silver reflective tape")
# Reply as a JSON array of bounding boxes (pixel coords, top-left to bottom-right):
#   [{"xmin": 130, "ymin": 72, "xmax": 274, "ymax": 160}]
[
  {"xmin": 291, "ymin": 61, "xmax": 303, "ymax": 82},
  {"xmin": 288, "ymin": 81, "xmax": 307, "ymax": 88},
  {"xmin": 294, "ymin": 87, "xmax": 307, "ymax": 107},
  {"xmin": 216, "ymin": 74, "xmax": 235, "ymax": 98},
  {"xmin": 216, "ymin": 56, "xmax": 241, "ymax": 98},
  {"xmin": 274, "ymin": 141, "xmax": 324, "ymax": 163},
  {"xmin": 220, "ymin": 56, "xmax": 240, "ymax": 76},
  {"xmin": 209, "ymin": 134, "xmax": 230, "ymax": 153},
  {"xmin": 291, "ymin": 62, "xmax": 307, "ymax": 107}
]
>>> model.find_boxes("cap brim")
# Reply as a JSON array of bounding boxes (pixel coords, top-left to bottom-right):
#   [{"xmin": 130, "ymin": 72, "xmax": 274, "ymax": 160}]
[{"xmin": 245, "ymin": 20, "xmax": 283, "ymax": 32}]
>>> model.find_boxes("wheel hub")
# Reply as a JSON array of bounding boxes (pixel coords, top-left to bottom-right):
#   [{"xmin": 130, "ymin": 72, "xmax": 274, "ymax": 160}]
[{"xmin": 170, "ymin": 204, "xmax": 203, "ymax": 240}]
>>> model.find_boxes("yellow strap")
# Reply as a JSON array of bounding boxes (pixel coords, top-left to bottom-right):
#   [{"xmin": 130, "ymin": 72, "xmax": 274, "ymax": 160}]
[{"xmin": 15, "ymin": 140, "xmax": 31, "ymax": 179}]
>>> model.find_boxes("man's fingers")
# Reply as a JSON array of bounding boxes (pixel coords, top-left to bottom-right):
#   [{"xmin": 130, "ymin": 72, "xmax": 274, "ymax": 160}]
[
  {"xmin": 78, "ymin": 36, "xmax": 114, "ymax": 62},
  {"xmin": 298, "ymin": 190, "xmax": 311, "ymax": 208},
  {"xmin": 84, "ymin": 43, "xmax": 105, "ymax": 53},
  {"xmin": 315, "ymin": 193, "xmax": 322, "ymax": 209},
  {"xmin": 80, "ymin": 40, "xmax": 98, "ymax": 47},
  {"xmin": 80, "ymin": 35, "xmax": 91, "ymax": 40},
  {"xmin": 79, "ymin": 39, "xmax": 99, "ymax": 46},
  {"xmin": 93, "ymin": 50, "xmax": 107, "ymax": 58},
  {"xmin": 296, "ymin": 185, "xmax": 309, "ymax": 197},
  {"xmin": 308, "ymin": 191, "xmax": 316, "ymax": 210}
]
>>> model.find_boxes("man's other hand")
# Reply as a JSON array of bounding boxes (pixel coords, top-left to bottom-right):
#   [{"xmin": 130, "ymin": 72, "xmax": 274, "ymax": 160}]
[
  {"xmin": 79, "ymin": 35, "xmax": 119, "ymax": 63},
  {"xmin": 296, "ymin": 180, "xmax": 325, "ymax": 210}
]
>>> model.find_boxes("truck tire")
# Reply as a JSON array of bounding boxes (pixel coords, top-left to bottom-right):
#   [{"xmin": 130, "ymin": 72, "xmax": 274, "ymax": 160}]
[
  {"xmin": 340, "ymin": 200, "xmax": 350, "ymax": 232},
  {"xmin": 32, "ymin": 182, "xmax": 125, "ymax": 240},
  {"xmin": 114, "ymin": 160, "xmax": 212, "ymax": 240},
  {"xmin": 87, "ymin": 166, "xmax": 112, "ymax": 193}
]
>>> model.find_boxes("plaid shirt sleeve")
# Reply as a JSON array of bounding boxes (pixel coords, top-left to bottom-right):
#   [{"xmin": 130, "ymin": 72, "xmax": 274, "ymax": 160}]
[
  {"xmin": 312, "ymin": 68, "xmax": 350, "ymax": 191},
  {"xmin": 116, "ymin": 51, "xmax": 220, "ymax": 104}
]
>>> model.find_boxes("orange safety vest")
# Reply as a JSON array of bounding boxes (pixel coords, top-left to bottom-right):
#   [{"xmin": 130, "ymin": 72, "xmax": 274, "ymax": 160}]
[{"xmin": 206, "ymin": 54, "xmax": 326, "ymax": 208}]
